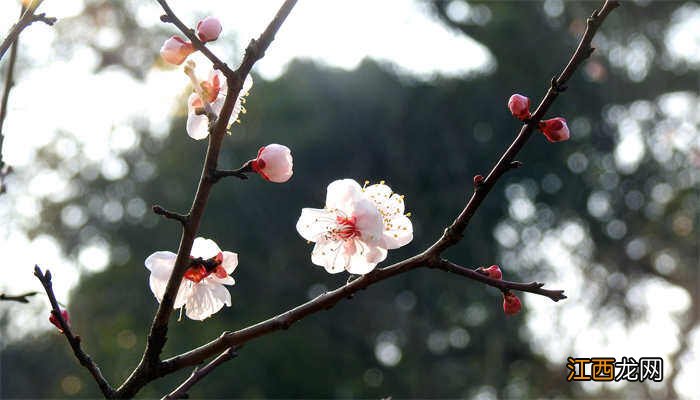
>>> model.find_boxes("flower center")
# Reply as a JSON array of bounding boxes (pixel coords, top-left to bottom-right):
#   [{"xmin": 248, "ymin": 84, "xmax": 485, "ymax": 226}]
[
  {"xmin": 184, "ymin": 252, "xmax": 225, "ymax": 283},
  {"xmin": 334, "ymin": 215, "xmax": 360, "ymax": 240},
  {"xmin": 200, "ymin": 74, "xmax": 220, "ymax": 103}
]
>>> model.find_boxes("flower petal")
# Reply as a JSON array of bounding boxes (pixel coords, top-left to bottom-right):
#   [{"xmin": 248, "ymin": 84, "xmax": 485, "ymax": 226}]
[
  {"xmin": 325, "ymin": 179, "xmax": 363, "ymax": 213},
  {"xmin": 145, "ymin": 251, "xmax": 190, "ymax": 308},
  {"xmin": 191, "ymin": 237, "xmax": 221, "ymax": 259},
  {"xmin": 221, "ymin": 251, "xmax": 238, "ymax": 273},
  {"xmin": 311, "ymin": 240, "xmax": 348, "ymax": 274},
  {"xmin": 185, "ymin": 281, "xmax": 231, "ymax": 321},
  {"xmin": 186, "ymin": 93, "xmax": 209, "ymax": 140},
  {"xmin": 382, "ymin": 214, "xmax": 413, "ymax": 249},
  {"xmin": 350, "ymin": 197, "xmax": 384, "ymax": 246},
  {"xmin": 296, "ymin": 208, "xmax": 337, "ymax": 242}
]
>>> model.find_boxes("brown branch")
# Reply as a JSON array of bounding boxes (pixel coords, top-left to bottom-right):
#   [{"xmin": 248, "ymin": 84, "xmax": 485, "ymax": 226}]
[
  {"xmin": 33, "ymin": 266, "xmax": 116, "ymax": 398},
  {"xmin": 152, "ymin": 205, "xmax": 189, "ymax": 225},
  {"xmin": 163, "ymin": 347, "xmax": 238, "ymax": 400},
  {"xmin": 0, "ymin": 290, "xmax": 37, "ymax": 303},
  {"xmin": 433, "ymin": 259, "xmax": 566, "ymax": 302},
  {"xmin": 114, "ymin": 2, "xmax": 298, "ymax": 397},
  {"xmin": 153, "ymin": 0, "xmax": 617, "ymax": 381},
  {"xmin": 0, "ymin": 5, "xmax": 24, "ymax": 192},
  {"xmin": 156, "ymin": 0, "xmax": 234, "ymax": 78},
  {"xmin": 0, "ymin": 0, "xmax": 55, "ymax": 61},
  {"xmin": 424, "ymin": 0, "xmax": 620, "ymax": 256},
  {"xmin": 208, "ymin": 160, "xmax": 253, "ymax": 182}
]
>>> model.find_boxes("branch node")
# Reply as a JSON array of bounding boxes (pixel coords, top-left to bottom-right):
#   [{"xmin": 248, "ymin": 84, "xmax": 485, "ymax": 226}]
[
  {"xmin": 32, "ymin": 13, "xmax": 57, "ymax": 26},
  {"xmin": 509, "ymin": 160, "xmax": 523, "ymax": 169},
  {"xmin": 152, "ymin": 205, "xmax": 189, "ymax": 225}
]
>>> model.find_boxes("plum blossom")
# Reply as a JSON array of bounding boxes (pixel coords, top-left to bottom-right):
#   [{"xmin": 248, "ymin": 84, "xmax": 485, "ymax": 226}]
[
  {"xmin": 184, "ymin": 60, "xmax": 253, "ymax": 140},
  {"xmin": 160, "ymin": 36, "xmax": 195, "ymax": 65},
  {"xmin": 196, "ymin": 16, "xmax": 222, "ymax": 42},
  {"xmin": 508, "ymin": 94, "xmax": 531, "ymax": 121},
  {"xmin": 251, "ymin": 144, "xmax": 293, "ymax": 183},
  {"xmin": 538, "ymin": 117, "xmax": 570, "ymax": 142},
  {"xmin": 503, "ymin": 292, "xmax": 522, "ymax": 315},
  {"xmin": 49, "ymin": 309, "xmax": 70, "ymax": 333},
  {"xmin": 296, "ymin": 179, "xmax": 413, "ymax": 274},
  {"xmin": 145, "ymin": 237, "xmax": 238, "ymax": 321}
]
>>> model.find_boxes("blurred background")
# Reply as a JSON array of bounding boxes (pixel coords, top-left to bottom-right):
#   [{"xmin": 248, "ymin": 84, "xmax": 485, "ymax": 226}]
[{"xmin": 0, "ymin": 0, "xmax": 698, "ymax": 398}]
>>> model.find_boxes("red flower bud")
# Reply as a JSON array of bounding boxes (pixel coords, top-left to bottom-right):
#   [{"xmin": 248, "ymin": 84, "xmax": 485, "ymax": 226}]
[
  {"xmin": 508, "ymin": 94, "xmax": 531, "ymax": 121},
  {"xmin": 473, "ymin": 174, "xmax": 484, "ymax": 186},
  {"xmin": 196, "ymin": 16, "xmax": 222, "ymax": 42},
  {"xmin": 538, "ymin": 117, "xmax": 570, "ymax": 142},
  {"xmin": 484, "ymin": 264, "xmax": 502, "ymax": 280},
  {"xmin": 503, "ymin": 292, "xmax": 522, "ymax": 315},
  {"xmin": 49, "ymin": 309, "xmax": 70, "ymax": 333}
]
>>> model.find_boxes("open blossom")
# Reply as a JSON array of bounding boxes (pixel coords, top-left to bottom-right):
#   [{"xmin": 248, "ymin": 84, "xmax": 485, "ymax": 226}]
[
  {"xmin": 185, "ymin": 63, "xmax": 253, "ymax": 140},
  {"xmin": 252, "ymin": 144, "xmax": 293, "ymax": 183},
  {"xmin": 49, "ymin": 309, "xmax": 70, "ymax": 333},
  {"xmin": 508, "ymin": 94, "xmax": 531, "ymax": 121},
  {"xmin": 503, "ymin": 292, "xmax": 522, "ymax": 315},
  {"xmin": 538, "ymin": 117, "xmax": 570, "ymax": 142},
  {"xmin": 296, "ymin": 179, "xmax": 413, "ymax": 275},
  {"xmin": 145, "ymin": 237, "xmax": 238, "ymax": 321},
  {"xmin": 160, "ymin": 36, "xmax": 195, "ymax": 65},
  {"xmin": 196, "ymin": 16, "xmax": 222, "ymax": 42}
]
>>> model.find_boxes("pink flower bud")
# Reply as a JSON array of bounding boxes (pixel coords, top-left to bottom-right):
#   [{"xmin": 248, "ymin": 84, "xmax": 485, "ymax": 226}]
[
  {"xmin": 484, "ymin": 265, "xmax": 502, "ymax": 280},
  {"xmin": 160, "ymin": 36, "xmax": 195, "ymax": 65},
  {"xmin": 508, "ymin": 94, "xmax": 531, "ymax": 121},
  {"xmin": 538, "ymin": 117, "xmax": 570, "ymax": 142},
  {"xmin": 196, "ymin": 16, "xmax": 222, "ymax": 42},
  {"xmin": 251, "ymin": 144, "xmax": 293, "ymax": 183},
  {"xmin": 49, "ymin": 309, "xmax": 70, "ymax": 333},
  {"xmin": 503, "ymin": 292, "xmax": 522, "ymax": 316}
]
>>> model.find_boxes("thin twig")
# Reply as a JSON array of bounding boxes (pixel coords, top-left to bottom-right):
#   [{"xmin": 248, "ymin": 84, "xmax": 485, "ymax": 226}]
[
  {"xmin": 152, "ymin": 205, "xmax": 189, "ymax": 225},
  {"xmin": 163, "ymin": 347, "xmax": 238, "ymax": 400},
  {"xmin": 156, "ymin": 0, "xmax": 234, "ymax": 78},
  {"xmin": 114, "ymin": 2, "xmax": 299, "ymax": 397},
  {"xmin": 0, "ymin": 0, "xmax": 55, "ymax": 61},
  {"xmin": 0, "ymin": 5, "xmax": 25, "ymax": 191},
  {"xmin": 33, "ymin": 266, "xmax": 116, "ymax": 398},
  {"xmin": 208, "ymin": 160, "xmax": 253, "ymax": 182},
  {"xmin": 433, "ymin": 259, "xmax": 567, "ymax": 302},
  {"xmin": 0, "ymin": 291, "xmax": 37, "ymax": 303}
]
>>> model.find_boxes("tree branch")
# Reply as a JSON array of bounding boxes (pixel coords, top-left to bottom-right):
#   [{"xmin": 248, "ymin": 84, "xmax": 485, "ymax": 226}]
[
  {"xmin": 0, "ymin": 0, "xmax": 55, "ymax": 61},
  {"xmin": 208, "ymin": 160, "xmax": 253, "ymax": 183},
  {"xmin": 154, "ymin": 0, "xmax": 617, "ymax": 381},
  {"xmin": 155, "ymin": 0, "xmax": 234, "ymax": 78},
  {"xmin": 0, "ymin": 5, "xmax": 25, "ymax": 193},
  {"xmin": 33, "ymin": 266, "xmax": 116, "ymax": 398},
  {"xmin": 163, "ymin": 347, "xmax": 238, "ymax": 400},
  {"xmin": 432, "ymin": 259, "xmax": 566, "ymax": 302},
  {"xmin": 114, "ymin": 2, "xmax": 298, "ymax": 397},
  {"xmin": 0, "ymin": 291, "xmax": 37, "ymax": 303},
  {"xmin": 424, "ymin": 0, "xmax": 620, "ymax": 256},
  {"xmin": 152, "ymin": 205, "xmax": 189, "ymax": 225}
]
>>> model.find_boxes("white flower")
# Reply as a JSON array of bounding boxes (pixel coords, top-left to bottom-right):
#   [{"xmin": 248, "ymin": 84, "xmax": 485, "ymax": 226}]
[
  {"xmin": 296, "ymin": 179, "xmax": 413, "ymax": 275},
  {"xmin": 252, "ymin": 144, "xmax": 293, "ymax": 183},
  {"xmin": 185, "ymin": 65, "xmax": 253, "ymax": 140},
  {"xmin": 145, "ymin": 237, "xmax": 238, "ymax": 321}
]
